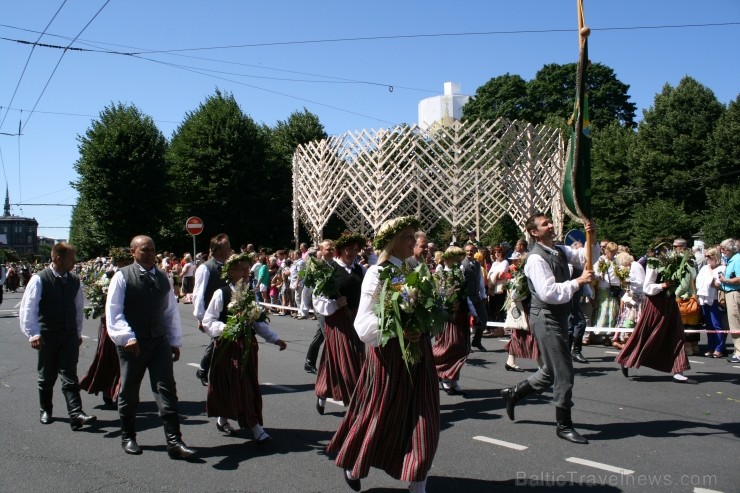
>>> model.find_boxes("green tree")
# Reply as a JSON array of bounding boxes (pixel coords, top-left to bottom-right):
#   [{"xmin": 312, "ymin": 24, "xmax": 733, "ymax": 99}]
[
  {"xmin": 527, "ymin": 62, "xmax": 636, "ymax": 128},
  {"xmin": 709, "ymin": 94, "xmax": 740, "ymax": 185},
  {"xmin": 630, "ymin": 77, "xmax": 725, "ymax": 219},
  {"xmin": 70, "ymin": 103, "xmax": 169, "ymax": 259},
  {"xmin": 701, "ymin": 185, "xmax": 740, "ymax": 244},
  {"xmin": 167, "ymin": 89, "xmax": 269, "ymax": 251},
  {"xmin": 462, "ymin": 73, "xmax": 530, "ymax": 122},
  {"xmin": 590, "ymin": 122, "xmax": 636, "ymax": 244},
  {"xmin": 628, "ymin": 198, "xmax": 694, "ymax": 255}
]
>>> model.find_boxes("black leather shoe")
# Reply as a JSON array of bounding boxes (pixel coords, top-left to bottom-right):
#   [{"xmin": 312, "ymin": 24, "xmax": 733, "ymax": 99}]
[
  {"xmin": 343, "ymin": 469, "xmax": 361, "ymax": 492},
  {"xmin": 472, "ymin": 342, "xmax": 487, "ymax": 352},
  {"xmin": 102, "ymin": 395, "xmax": 115, "ymax": 408},
  {"xmin": 39, "ymin": 410, "xmax": 53, "ymax": 425},
  {"xmin": 167, "ymin": 439, "xmax": 196, "ymax": 459},
  {"xmin": 122, "ymin": 438, "xmax": 142, "ymax": 455},
  {"xmin": 621, "ymin": 365, "xmax": 629, "ymax": 378},
  {"xmin": 571, "ymin": 351, "xmax": 588, "ymax": 364},
  {"xmin": 195, "ymin": 368, "xmax": 208, "ymax": 386},
  {"xmin": 216, "ymin": 421, "xmax": 236, "ymax": 436},
  {"xmin": 505, "ymin": 363, "xmax": 524, "ymax": 372},
  {"xmin": 556, "ymin": 425, "xmax": 589, "ymax": 444},
  {"xmin": 304, "ymin": 361, "xmax": 318, "ymax": 374},
  {"xmin": 70, "ymin": 413, "xmax": 97, "ymax": 431},
  {"xmin": 255, "ymin": 431, "xmax": 271, "ymax": 446},
  {"xmin": 316, "ymin": 398, "xmax": 325, "ymax": 415}
]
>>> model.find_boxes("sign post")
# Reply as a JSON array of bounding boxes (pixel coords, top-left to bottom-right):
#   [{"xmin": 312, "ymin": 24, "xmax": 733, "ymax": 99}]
[{"xmin": 185, "ymin": 216, "xmax": 204, "ymax": 260}]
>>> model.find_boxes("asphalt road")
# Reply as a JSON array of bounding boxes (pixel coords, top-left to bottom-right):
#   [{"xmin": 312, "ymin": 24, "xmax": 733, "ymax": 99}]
[{"xmin": 1, "ymin": 288, "xmax": 738, "ymax": 493}]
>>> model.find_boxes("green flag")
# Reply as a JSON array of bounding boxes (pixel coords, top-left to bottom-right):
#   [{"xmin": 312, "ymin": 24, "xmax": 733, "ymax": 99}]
[{"xmin": 562, "ymin": 33, "xmax": 592, "ymax": 220}]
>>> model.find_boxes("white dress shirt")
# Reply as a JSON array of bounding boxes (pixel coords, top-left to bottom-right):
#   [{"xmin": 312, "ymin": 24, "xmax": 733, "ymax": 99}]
[
  {"xmin": 628, "ymin": 261, "xmax": 646, "ymax": 295},
  {"xmin": 354, "ymin": 256, "xmax": 403, "ymax": 346},
  {"xmin": 105, "ymin": 267, "xmax": 183, "ymax": 347},
  {"xmin": 19, "ymin": 267, "xmax": 84, "ymax": 340},
  {"xmin": 192, "ymin": 262, "xmax": 211, "ymax": 322},
  {"xmin": 202, "ymin": 285, "xmax": 279, "ymax": 343},
  {"xmin": 643, "ymin": 266, "xmax": 665, "ymax": 297},
  {"xmin": 524, "ymin": 243, "xmax": 597, "ymax": 305}
]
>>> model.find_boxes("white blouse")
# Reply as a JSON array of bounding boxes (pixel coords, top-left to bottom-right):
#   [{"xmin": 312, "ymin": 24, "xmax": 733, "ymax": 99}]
[
  {"xmin": 202, "ymin": 285, "xmax": 280, "ymax": 344},
  {"xmin": 354, "ymin": 256, "xmax": 403, "ymax": 347}
]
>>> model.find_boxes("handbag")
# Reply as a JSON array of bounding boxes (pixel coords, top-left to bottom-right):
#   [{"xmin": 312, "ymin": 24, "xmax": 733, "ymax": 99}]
[
  {"xmin": 504, "ymin": 300, "xmax": 529, "ymax": 331},
  {"xmin": 676, "ymin": 295, "xmax": 701, "ymax": 325},
  {"xmin": 717, "ymin": 290, "xmax": 727, "ymax": 310}
]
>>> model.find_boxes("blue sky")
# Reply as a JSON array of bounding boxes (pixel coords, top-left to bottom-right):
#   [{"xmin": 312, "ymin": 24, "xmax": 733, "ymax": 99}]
[{"xmin": 1, "ymin": 0, "xmax": 738, "ymax": 242}]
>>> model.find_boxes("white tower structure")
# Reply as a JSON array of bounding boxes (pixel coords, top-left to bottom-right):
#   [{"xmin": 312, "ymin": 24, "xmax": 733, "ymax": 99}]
[{"xmin": 418, "ymin": 82, "xmax": 471, "ymax": 131}]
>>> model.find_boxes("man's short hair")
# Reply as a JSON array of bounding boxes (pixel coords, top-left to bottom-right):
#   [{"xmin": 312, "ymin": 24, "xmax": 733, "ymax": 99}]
[
  {"xmin": 524, "ymin": 213, "xmax": 547, "ymax": 235},
  {"xmin": 673, "ymin": 237, "xmax": 687, "ymax": 247},
  {"xmin": 51, "ymin": 242, "xmax": 75, "ymax": 259},
  {"xmin": 209, "ymin": 233, "xmax": 229, "ymax": 254}
]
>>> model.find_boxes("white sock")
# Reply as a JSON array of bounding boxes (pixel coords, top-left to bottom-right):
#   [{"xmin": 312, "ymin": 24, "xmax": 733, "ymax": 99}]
[
  {"xmin": 673, "ymin": 373, "xmax": 688, "ymax": 381},
  {"xmin": 507, "ymin": 354, "xmax": 516, "ymax": 367},
  {"xmin": 318, "ymin": 397, "xmax": 326, "ymax": 406},
  {"xmin": 251, "ymin": 424, "xmax": 266, "ymax": 439},
  {"xmin": 409, "ymin": 478, "xmax": 427, "ymax": 493},
  {"xmin": 217, "ymin": 417, "xmax": 228, "ymax": 426}
]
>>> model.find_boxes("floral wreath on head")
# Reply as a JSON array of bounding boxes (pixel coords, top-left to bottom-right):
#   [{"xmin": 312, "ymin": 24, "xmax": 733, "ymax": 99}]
[
  {"xmin": 221, "ymin": 252, "xmax": 255, "ymax": 281},
  {"xmin": 109, "ymin": 247, "xmax": 133, "ymax": 265},
  {"xmin": 333, "ymin": 231, "xmax": 367, "ymax": 251},
  {"xmin": 441, "ymin": 246, "xmax": 465, "ymax": 262},
  {"xmin": 372, "ymin": 216, "xmax": 422, "ymax": 251}
]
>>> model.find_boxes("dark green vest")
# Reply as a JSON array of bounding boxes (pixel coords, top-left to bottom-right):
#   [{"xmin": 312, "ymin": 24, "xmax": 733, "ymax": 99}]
[
  {"xmin": 527, "ymin": 242, "xmax": 572, "ymax": 316},
  {"xmin": 217, "ymin": 286, "xmax": 232, "ymax": 323},
  {"xmin": 204, "ymin": 258, "xmax": 228, "ymax": 308},
  {"xmin": 331, "ymin": 260, "xmax": 364, "ymax": 310},
  {"xmin": 37, "ymin": 268, "xmax": 80, "ymax": 333},
  {"xmin": 120, "ymin": 263, "xmax": 170, "ymax": 339}
]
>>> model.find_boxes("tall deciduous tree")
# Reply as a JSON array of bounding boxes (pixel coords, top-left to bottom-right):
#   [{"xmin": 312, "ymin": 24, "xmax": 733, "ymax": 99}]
[
  {"xmin": 462, "ymin": 73, "xmax": 530, "ymax": 122},
  {"xmin": 630, "ymin": 76, "xmax": 725, "ymax": 221},
  {"xmin": 70, "ymin": 103, "xmax": 168, "ymax": 258},
  {"xmin": 167, "ymin": 89, "xmax": 269, "ymax": 251}
]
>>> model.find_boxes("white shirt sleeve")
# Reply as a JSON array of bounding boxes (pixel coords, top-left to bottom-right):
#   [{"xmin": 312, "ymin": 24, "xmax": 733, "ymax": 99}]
[
  {"xmin": 254, "ymin": 320, "xmax": 280, "ymax": 344},
  {"xmin": 524, "ymin": 253, "xmax": 580, "ymax": 305},
  {"xmin": 105, "ymin": 271, "xmax": 136, "ymax": 346},
  {"xmin": 354, "ymin": 264, "xmax": 383, "ymax": 346},
  {"xmin": 643, "ymin": 266, "xmax": 664, "ymax": 296},
  {"xmin": 75, "ymin": 280, "xmax": 84, "ymax": 338},
  {"xmin": 629, "ymin": 261, "xmax": 645, "ymax": 295},
  {"xmin": 19, "ymin": 275, "xmax": 42, "ymax": 340},
  {"xmin": 203, "ymin": 289, "xmax": 226, "ymax": 338},
  {"xmin": 312, "ymin": 293, "xmax": 338, "ymax": 316},
  {"xmin": 192, "ymin": 264, "xmax": 210, "ymax": 321}
]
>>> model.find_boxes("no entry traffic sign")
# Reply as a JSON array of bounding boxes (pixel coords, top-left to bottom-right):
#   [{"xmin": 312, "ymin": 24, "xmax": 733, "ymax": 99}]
[{"xmin": 185, "ymin": 216, "xmax": 204, "ymax": 236}]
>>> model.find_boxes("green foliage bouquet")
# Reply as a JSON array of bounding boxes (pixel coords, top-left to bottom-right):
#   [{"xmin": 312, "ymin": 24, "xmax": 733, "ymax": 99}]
[
  {"xmin": 647, "ymin": 250, "xmax": 695, "ymax": 297},
  {"xmin": 83, "ymin": 273, "xmax": 110, "ymax": 320},
  {"xmin": 376, "ymin": 262, "xmax": 449, "ymax": 370},
  {"xmin": 433, "ymin": 265, "xmax": 466, "ymax": 313},
  {"xmin": 216, "ymin": 279, "xmax": 268, "ymax": 377},
  {"xmin": 301, "ymin": 256, "xmax": 339, "ymax": 298}
]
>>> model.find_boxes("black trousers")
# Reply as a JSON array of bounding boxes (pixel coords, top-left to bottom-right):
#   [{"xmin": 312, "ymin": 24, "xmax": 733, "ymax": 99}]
[
  {"xmin": 471, "ymin": 299, "xmax": 488, "ymax": 343},
  {"xmin": 305, "ymin": 315, "xmax": 325, "ymax": 366},
  {"xmin": 117, "ymin": 336, "xmax": 178, "ymax": 418},
  {"xmin": 37, "ymin": 330, "xmax": 82, "ymax": 415}
]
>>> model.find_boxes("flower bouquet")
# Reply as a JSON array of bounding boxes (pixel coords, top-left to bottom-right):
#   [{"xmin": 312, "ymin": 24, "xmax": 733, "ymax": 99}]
[
  {"xmin": 376, "ymin": 262, "xmax": 449, "ymax": 370},
  {"xmin": 647, "ymin": 250, "xmax": 695, "ymax": 297},
  {"xmin": 301, "ymin": 256, "xmax": 339, "ymax": 298},
  {"xmin": 83, "ymin": 273, "xmax": 110, "ymax": 320},
  {"xmin": 433, "ymin": 266, "xmax": 466, "ymax": 313},
  {"xmin": 216, "ymin": 279, "xmax": 269, "ymax": 377},
  {"xmin": 504, "ymin": 256, "xmax": 530, "ymax": 304}
]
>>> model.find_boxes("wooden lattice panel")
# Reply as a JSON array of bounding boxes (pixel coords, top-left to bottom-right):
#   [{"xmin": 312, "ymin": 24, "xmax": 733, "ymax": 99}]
[{"xmin": 292, "ymin": 119, "xmax": 564, "ymax": 245}]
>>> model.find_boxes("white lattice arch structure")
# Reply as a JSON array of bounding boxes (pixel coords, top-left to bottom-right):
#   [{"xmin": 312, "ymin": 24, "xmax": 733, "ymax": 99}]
[{"xmin": 292, "ymin": 119, "xmax": 565, "ymax": 246}]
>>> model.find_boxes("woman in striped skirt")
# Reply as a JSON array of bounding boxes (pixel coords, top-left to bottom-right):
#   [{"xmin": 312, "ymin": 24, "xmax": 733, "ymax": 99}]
[
  {"xmin": 327, "ymin": 217, "xmax": 439, "ymax": 493},
  {"xmin": 203, "ymin": 253, "xmax": 287, "ymax": 443},
  {"xmin": 616, "ymin": 251, "xmax": 693, "ymax": 383},
  {"xmin": 433, "ymin": 246, "xmax": 470, "ymax": 394},
  {"xmin": 313, "ymin": 233, "xmax": 367, "ymax": 413}
]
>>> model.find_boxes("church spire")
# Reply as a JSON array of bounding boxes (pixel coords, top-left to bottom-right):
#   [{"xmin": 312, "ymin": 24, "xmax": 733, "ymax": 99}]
[{"xmin": 4, "ymin": 186, "xmax": 10, "ymax": 216}]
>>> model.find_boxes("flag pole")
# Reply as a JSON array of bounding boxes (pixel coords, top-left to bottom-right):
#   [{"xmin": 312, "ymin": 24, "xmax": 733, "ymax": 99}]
[{"xmin": 576, "ymin": 0, "xmax": 593, "ymax": 269}]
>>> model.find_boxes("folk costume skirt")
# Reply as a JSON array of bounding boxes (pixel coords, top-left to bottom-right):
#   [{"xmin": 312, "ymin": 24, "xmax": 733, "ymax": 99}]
[
  {"xmin": 433, "ymin": 308, "xmax": 470, "ymax": 382},
  {"xmin": 616, "ymin": 294, "xmax": 690, "ymax": 374},
  {"xmin": 327, "ymin": 336, "xmax": 440, "ymax": 482},
  {"xmin": 315, "ymin": 308, "xmax": 365, "ymax": 405},
  {"xmin": 504, "ymin": 328, "xmax": 540, "ymax": 360},
  {"xmin": 79, "ymin": 318, "xmax": 120, "ymax": 400},
  {"xmin": 207, "ymin": 337, "xmax": 263, "ymax": 427}
]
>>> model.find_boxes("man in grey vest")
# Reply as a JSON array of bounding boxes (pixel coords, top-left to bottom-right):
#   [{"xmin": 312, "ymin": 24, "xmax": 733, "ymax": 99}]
[
  {"xmin": 462, "ymin": 242, "xmax": 488, "ymax": 352},
  {"xmin": 500, "ymin": 213, "xmax": 596, "ymax": 444},
  {"xmin": 106, "ymin": 235, "xmax": 194, "ymax": 459},
  {"xmin": 192, "ymin": 233, "xmax": 230, "ymax": 385},
  {"xmin": 19, "ymin": 242, "xmax": 96, "ymax": 430}
]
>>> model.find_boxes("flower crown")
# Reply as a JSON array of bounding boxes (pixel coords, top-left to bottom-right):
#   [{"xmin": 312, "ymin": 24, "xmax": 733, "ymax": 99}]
[
  {"xmin": 441, "ymin": 246, "xmax": 465, "ymax": 261},
  {"xmin": 221, "ymin": 252, "xmax": 255, "ymax": 281},
  {"xmin": 372, "ymin": 216, "xmax": 422, "ymax": 250},
  {"xmin": 334, "ymin": 231, "xmax": 367, "ymax": 250}
]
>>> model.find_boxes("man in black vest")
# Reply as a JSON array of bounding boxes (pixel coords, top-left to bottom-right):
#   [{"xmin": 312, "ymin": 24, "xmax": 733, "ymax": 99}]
[
  {"xmin": 106, "ymin": 235, "xmax": 194, "ymax": 459},
  {"xmin": 462, "ymin": 242, "xmax": 487, "ymax": 352},
  {"xmin": 19, "ymin": 242, "xmax": 96, "ymax": 429},
  {"xmin": 192, "ymin": 233, "xmax": 230, "ymax": 385},
  {"xmin": 500, "ymin": 213, "xmax": 595, "ymax": 444}
]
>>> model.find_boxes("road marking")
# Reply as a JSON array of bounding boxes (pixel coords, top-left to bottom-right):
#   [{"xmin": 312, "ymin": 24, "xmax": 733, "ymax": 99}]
[
  {"xmin": 604, "ymin": 350, "xmax": 619, "ymax": 355},
  {"xmin": 473, "ymin": 436, "xmax": 528, "ymax": 451},
  {"xmin": 327, "ymin": 398, "xmax": 345, "ymax": 407},
  {"xmin": 14, "ymin": 301, "xmax": 21, "ymax": 308},
  {"xmin": 566, "ymin": 457, "xmax": 633, "ymax": 475},
  {"xmin": 733, "ymin": 366, "xmax": 740, "ymax": 369},
  {"xmin": 186, "ymin": 363, "xmax": 200, "ymax": 368},
  {"xmin": 81, "ymin": 335, "xmax": 90, "ymax": 339},
  {"xmin": 688, "ymin": 359, "xmax": 705, "ymax": 364},
  {"xmin": 695, "ymin": 487, "xmax": 725, "ymax": 493},
  {"xmin": 263, "ymin": 382, "xmax": 297, "ymax": 392}
]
